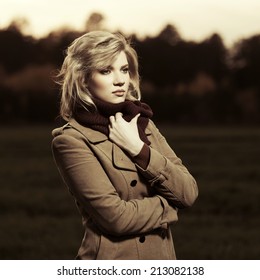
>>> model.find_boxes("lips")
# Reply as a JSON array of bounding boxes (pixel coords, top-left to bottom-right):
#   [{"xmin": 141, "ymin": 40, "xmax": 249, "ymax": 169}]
[{"xmin": 112, "ymin": 90, "xmax": 125, "ymax": 96}]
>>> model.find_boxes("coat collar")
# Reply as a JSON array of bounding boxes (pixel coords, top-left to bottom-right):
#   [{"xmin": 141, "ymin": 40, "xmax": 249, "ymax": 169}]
[{"xmin": 68, "ymin": 118, "xmax": 108, "ymax": 143}]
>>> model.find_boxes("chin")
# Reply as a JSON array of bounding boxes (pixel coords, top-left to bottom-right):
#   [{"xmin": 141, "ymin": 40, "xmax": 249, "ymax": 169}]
[{"xmin": 110, "ymin": 97, "xmax": 126, "ymax": 104}]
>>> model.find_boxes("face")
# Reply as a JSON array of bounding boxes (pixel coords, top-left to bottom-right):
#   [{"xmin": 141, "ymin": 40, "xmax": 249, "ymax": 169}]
[{"xmin": 88, "ymin": 51, "xmax": 130, "ymax": 104}]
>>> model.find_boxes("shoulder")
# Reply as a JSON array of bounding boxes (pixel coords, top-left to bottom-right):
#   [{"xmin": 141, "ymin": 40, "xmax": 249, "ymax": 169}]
[
  {"xmin": 146, "ymin": 119, "xmax": 160, "ymax": 135},
  {"xmin": 146, "ymin": 119, "xmax": 168, "ymax": 147},
  {"xmin": 51, "ymin": 118, "xmax": 108, "ymax": 149},
  {"xmin": 52, "ymin": 121, "xmax": 84, "ymax": 141},
  {"xmin": 51, "ymin": 123, "xmax": 86, "ymax": 153}
]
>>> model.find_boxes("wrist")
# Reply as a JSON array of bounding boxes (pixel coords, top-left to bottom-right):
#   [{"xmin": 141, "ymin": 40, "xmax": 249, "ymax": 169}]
[
  {"xmin": 133, "ymin": 143, "xmax": 150, "ymax": 169},
  {"xmin": 127, "ymin": 141, "xmax": 144, "ymax": 157}
]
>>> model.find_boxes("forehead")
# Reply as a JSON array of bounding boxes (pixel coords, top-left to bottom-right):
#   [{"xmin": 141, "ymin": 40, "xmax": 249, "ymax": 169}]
[
  {"xmin": 111, "ymin": 51, "xmax": 128, "ymax": 65},
  {"xmin": 97, "ymin": 51, "xmax": 128, "ymax": 69}
]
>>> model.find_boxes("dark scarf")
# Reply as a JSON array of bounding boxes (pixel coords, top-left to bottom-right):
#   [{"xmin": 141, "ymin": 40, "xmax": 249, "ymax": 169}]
[{"xmin": 74, "ymin": 98, "xmax": 153, "ymax": 145}]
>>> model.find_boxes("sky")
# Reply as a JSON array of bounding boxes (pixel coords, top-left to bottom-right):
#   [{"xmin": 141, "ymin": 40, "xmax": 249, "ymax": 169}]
[{"xmin": 1, "ymin": 0, "xmax": 260, "ymax": 47}]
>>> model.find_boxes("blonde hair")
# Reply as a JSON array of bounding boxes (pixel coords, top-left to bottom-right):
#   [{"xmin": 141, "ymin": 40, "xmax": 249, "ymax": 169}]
[{"xmin": 57, "ymin": 31, "xmax": 141, "ymax": 120}]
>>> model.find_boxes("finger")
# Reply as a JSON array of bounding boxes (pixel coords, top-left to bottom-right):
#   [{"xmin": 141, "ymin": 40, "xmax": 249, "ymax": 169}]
[
  {"xmin": 109, "ymin": 115, "xmax": 115, "ymax": 122},
  {"xmin": 131, "ymin": 113, "xmax": 140, "ymax": 124},
  {"xmin": 109, "ymin": 116, "xmax": 115, "ymax": 127},
  {"xmin": 115, "ymin": 112, "xmax": 123, "ymax": 121}
]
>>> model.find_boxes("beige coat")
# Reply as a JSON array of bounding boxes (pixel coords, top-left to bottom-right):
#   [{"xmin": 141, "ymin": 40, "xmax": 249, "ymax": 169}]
[{"xmin": 52, "ymin": 118, "xmax": 198, "ymax": 260}]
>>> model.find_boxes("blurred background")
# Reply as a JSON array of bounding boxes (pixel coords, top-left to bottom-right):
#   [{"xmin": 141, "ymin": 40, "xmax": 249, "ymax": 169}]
[{"xmin": 0, "ymin": 0, "xmax": 259, "ymax": 259}]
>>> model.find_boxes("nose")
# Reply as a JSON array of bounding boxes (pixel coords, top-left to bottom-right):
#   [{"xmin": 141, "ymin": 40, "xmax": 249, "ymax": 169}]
[{"xmin": 113, "ymin": 72, "xmax": 125, "ymax": 86}]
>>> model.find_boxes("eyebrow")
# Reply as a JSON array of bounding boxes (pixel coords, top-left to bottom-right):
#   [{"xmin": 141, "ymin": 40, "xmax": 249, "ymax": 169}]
[{"xmin": 99, "ymin": 63, "xmax": 129, "ymax": 70}]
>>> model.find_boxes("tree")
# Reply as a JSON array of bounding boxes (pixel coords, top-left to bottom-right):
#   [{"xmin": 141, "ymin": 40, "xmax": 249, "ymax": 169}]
[
  {"xmin": 157, "ymin": 24, "xmax": 181, "ymax": 45},
  {"xmin": 198, "ymin": 33, "xmax": 228, "ymax": 82},
  {"xmin": 231, "ymin": 35, "xmax": 260, "ymax": 88},
  {"xmin": 85, "ymin": 12, "xmax": 105, "ymax": 32},
  {"xmin": 0, "ymin": 23, "xmax": 35, "ymax": 73}
]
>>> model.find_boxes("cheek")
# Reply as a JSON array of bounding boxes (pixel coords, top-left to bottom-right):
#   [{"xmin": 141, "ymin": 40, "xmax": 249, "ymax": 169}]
[
  {"xmin": 126, "ymin": 77, "xmax": 131, "ymax": 89},
  {"xmin": 89, "ymin": 76, "xmax": 110, "ymax": 93}
]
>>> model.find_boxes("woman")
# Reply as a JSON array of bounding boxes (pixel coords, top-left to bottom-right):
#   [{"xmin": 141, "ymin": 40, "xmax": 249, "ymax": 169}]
[{"xmin": 52, "ymin": 31, "xmax": 198, "ymax": 260}]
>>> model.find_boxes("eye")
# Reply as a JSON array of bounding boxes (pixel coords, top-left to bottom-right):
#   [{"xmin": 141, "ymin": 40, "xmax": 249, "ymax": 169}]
[
  {"xmin": 99, "ymin": 69, "xmax": 111, "ymax": 75},
  {"xmin": 121, "ymin": 67, "xmax": 129, "ymax": 74}
]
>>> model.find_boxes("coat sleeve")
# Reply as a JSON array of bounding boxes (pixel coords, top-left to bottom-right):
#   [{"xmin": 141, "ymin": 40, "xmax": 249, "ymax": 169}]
[
  {"xmin": 136, "ymin": 121, "xmax": 198, "ymax": 208},
  {"xmin": 51, "ymin": 131, "xmax": 178, "ymax": 237}
]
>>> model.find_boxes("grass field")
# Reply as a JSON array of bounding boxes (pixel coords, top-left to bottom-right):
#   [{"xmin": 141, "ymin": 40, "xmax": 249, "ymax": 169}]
[{"xmin": 0, "ymin": 124, "xmax": 259, "ymax": 259}]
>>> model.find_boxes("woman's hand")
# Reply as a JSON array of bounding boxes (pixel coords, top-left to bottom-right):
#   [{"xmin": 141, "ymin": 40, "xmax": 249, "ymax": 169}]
[{"xmin": 109, "ymin": 112, "xmax": 144, "ymax": 157}]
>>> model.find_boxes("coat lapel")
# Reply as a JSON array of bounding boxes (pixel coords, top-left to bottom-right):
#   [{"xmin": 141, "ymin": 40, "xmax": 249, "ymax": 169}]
[{"xmin": 112, "ymin": 144, "xmax": 136, "ymax": 171}]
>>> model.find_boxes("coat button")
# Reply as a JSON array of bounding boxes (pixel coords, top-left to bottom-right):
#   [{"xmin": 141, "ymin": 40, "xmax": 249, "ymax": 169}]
[
  {"xmin": 130, "ymin": 180, "xmax": 137, "ymax": 187},
  {"xmin": 139, "ymin": 236, "xmax": 146, "ymax": 243}
]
